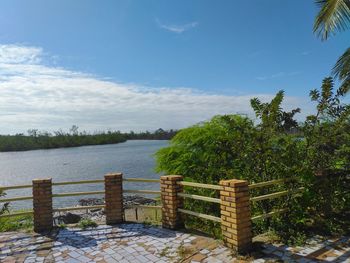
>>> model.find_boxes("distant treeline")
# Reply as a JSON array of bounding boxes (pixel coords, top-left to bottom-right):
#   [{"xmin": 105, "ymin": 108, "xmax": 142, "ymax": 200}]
[
  {"xmin": 124, "ymin": 129, "xmax": 177, "ymax": 140},
  {"xmin": 0, "ymin": 126, "xmax": 177, "ymax": 152}
]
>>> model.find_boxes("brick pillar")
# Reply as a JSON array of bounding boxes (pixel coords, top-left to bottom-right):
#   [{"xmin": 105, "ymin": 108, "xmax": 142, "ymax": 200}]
[
  {"xmin": 220, "ymin": 179, "xmax": 252, "ymax": 253},
  {"xmin": 105, "ymin": 173, "xmax": 123, "ymax": 224},
  {"xmin": 32, "ymin": 178, "xmax": 53, "ymax": 233},
  {"xmin": 161, "ymin": 175, "xmax": 183, "ymax": 229}
]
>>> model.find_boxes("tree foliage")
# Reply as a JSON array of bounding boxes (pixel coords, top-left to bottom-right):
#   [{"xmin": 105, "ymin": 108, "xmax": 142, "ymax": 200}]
[
  {"xmin": 250, "ymin": 90, "xmax": 300, "ymax": 132},
  {"xmin": 333, "ymin": 47, "xmax": 350, "ymax": 92},
  {"xmin": 314, "ymin": 0, "xmax": 350, "ymax": 94},
  {"xmin": 313, "ymin": 0, "xmax": 350, "ymax": 40},
  {"xmin": 156, "ymin": 91, "xmax": 306, "ymax": 237},
  {"xmin": 156, "ymin": 80, "xmax": 350, "ymax": 241},
  {"xmin": 303, "ymin": 77, "xmax": 350, "ymax": 227}
]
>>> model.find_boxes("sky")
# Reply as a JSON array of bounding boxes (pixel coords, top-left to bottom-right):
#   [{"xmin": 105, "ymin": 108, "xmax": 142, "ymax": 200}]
[{"xmin": 0, "ymin": 0, "xmax": 349, "ymax": 134}]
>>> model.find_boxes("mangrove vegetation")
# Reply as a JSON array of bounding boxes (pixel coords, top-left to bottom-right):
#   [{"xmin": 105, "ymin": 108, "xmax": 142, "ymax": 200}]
[{"xmin": 0, "ymin": 127, "xmax": 176, "ymax": 152}]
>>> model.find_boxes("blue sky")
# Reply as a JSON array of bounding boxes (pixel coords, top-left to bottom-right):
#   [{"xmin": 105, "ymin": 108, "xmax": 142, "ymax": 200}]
[{"xmin": 0, "ymin": 0, "xmax": 349, "ymax": 133}]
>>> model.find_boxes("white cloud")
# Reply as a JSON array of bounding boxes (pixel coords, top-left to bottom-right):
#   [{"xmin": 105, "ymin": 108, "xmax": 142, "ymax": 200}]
[
  {"xmin": 0, "ymin": 44, "xmax": 311, "ymax": 134},
  {"xmin": 0, "ymin": 44, "xmax": 43, "ymax": 64},
  {"xmin": 156, "ymin": 19, "xmax": 198, "ymax": 34}
]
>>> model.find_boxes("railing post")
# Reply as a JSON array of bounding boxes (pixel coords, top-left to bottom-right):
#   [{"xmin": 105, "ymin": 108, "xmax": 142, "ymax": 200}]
[
  {"xmin": 219, "ymin": 179, "xmax": 252, "ymax": 253},
  {"xmin": 105, "ymin": 173, "xmax": 123, "ymax": 224},
  {"xmin": 32, "ymin": 178, "xmax": 53, "ymax": 232},
  {"xmin": 160, "ymin": 175, "xmax": 183, "ymax": 229}
]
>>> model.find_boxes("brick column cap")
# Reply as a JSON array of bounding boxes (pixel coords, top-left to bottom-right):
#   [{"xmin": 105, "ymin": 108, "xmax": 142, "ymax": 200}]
[
  {"xmin": 160, "ymin": 175, "xmax": 183, "ymax": 181},
  {"xmin": 105, "ymin": 172, "xmax": 123, "ymax": 178},
  {"xmin": 219, "ymin": 179, "xmax": 248, "ymax": 187},
  {"xmin": 32, "ymin": 178, "xmax": 52, "ymax": 183}
]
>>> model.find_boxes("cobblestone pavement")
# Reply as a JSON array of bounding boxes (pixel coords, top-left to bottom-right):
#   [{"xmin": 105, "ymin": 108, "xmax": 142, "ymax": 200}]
[{"xmin": 0, "ymin": 224, "xmax": 349, "ymax": 262}]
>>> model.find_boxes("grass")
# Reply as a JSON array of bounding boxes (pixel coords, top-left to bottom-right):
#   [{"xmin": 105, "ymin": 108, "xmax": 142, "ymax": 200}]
[
  {"xmin": 78, "ymin": 218, "xmax": 97, "ymax": 229},
  {"xmin": 0, "ymin": 212, "xmax": 33, "ymax": 232},
  {"xmin": 57, "ymin": 223, "xmax": 67, "ymax": 229}
]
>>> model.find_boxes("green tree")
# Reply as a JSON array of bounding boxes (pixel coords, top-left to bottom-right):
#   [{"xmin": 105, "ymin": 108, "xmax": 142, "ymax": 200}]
[
  {"xmin": 156, "ymin": 85, "xmax": 350, "ymax": 241},
  {"xmin": 250, "ymin": 90, "xmax": 300, "ymax": 133},
  {"xmin": 156, "ymin": 92, "xmax": 305, "ymax": 237},
  {"xmin": 303, "ymin": 77, "xmax": 350, "ymax": 228}
]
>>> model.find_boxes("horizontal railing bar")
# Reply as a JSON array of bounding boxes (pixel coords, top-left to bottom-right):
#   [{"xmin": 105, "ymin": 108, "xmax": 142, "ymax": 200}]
[
  {"xmin": 126, "ymin": 205, "xmax": 162, "ymax": 209},
  {"xmin": 0, "ymin": 184, "xmax": 32, "ymax": 191},
  {"xmin": 250, "ymin": 190, "xmax": 288, "ymax": 202},
  {"xmin": 178, "ymin": 193, "xmax": 221, "ymax": 204},
  {"xmin": 250, "ymin": 187, "xmax": 304, "ymax": 202},
  {"xmin": 53, "ymin": 205, "xmax": 105, "ymax": 212},
  {"xmin": 53, "ymin": 179, "xmax": 104, "ymax": 186},
  {"xmin": 0, "ymin": 211, "xmax": 33, "ymax": 218},
  {"xmin": 251, "ymin": 209, "xmax": 289, "ymax": 221},
  {"xmin": 249, "ymin": 178, "xmax": 296, "ymax": 189},
  {"xmin": 177, "ymin": 181, "xmax": 223, "ymax": 191},
  {"xmin": 1, "ymin": 178, "xmax": 160, "ymax": 190},
  {"xmin": 178, "ymin": 208, "xmax": 221, "ymax": 223},
  {"xmin": 52, "ymin": 191, "xmax": 105, "ymax": 198},
  {"xmin": 123, "ymin": 190, "xmax": 161, "ymax": 195},
  {"xmin": 123, "ymin": 178, "xmax": 160, "ymax": 183},
  {"xmin": 0, "ymin": 196, "xmax": 33, "ymax": 202}
]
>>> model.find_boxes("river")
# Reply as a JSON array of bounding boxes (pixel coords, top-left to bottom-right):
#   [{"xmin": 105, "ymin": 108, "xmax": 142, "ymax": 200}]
[{"xmin": 0, "ymin": 140, "xmax": 168, "ymax": 210}]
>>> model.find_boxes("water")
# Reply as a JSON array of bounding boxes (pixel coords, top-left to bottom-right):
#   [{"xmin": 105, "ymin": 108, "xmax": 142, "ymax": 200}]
[{"xmin": 0, "ymin": 140, "xmax": 168, "ymax": 210}]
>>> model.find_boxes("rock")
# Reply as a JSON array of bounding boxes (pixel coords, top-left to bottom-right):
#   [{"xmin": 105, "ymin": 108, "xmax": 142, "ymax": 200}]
[
  {"xmin": 79, "ymin": 198, "xmax": 104, "ymax": 206},
  {"xmin": 78, "ymin": 195, "xmax": 157, "ymax": 209},
  {"xmin": 58, "ymin": 212, "xmax": 82, "ymax": 224},
  {"xmin": 123, "ymin": 195, "xmax": 157, "ymax": 208}
]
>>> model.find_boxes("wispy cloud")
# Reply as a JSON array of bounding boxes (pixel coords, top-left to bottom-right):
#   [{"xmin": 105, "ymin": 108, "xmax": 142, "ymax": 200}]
[
  {"xmin": 256, "ymin": 71, "xmax": 301, "ymax": 81},
  {"xmin": 0, "ymin": 44, "xmax": 309, "ymax": 134},
  {"xmin": 156, "ymin": 19, "xmax": 198, "ymax": 34},
  {"xmin": 0, "ymin": 44, "xmax": 43, "ymax": 64}
]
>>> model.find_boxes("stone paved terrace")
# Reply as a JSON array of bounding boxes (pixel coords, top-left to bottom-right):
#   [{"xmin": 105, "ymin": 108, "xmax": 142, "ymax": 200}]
[{"xmin": 0, "ymin": 224, "xmax": 349, "ymax": 263}]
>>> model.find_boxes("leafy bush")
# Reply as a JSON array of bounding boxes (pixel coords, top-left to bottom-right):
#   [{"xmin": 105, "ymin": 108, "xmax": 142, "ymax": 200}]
[
  {"xmin": 300, "ymin": 77, "xmax": 350, "ymax": 235},
  {"xmin": 156, "ymin": 79, "xmax": 350, "ymax": 242},
  {"xmin": 156, "ymin": 91, "xmax": 305, "ymax": 237}
]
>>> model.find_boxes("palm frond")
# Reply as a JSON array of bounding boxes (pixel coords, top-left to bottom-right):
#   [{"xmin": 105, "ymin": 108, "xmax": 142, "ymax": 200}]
[
  {"xmin": 313, "ymin": 0, "xmax": 350, "ymax": 40},
  {"xmin": 250, "ymin": 98, "xmax": 263, "ymax": 117},
  {"xmin": 333, "ymin": 48, "xmax": 350, "ymax": 79}
]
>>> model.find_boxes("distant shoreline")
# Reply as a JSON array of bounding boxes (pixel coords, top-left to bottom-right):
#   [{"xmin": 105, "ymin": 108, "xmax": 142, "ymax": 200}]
[
  {"xmin": 0, "ymin": 129, "xmax": 176, "ymax": 152},
  {"xmin": 0, "ymin": 139, "xmax": 169, "ymax": 153}
]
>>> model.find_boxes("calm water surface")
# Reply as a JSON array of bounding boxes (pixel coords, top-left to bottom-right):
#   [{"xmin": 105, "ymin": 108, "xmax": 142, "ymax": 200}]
[{"xmin": 0, "ymin": 140, "xmax": 168, "ymax": 209}]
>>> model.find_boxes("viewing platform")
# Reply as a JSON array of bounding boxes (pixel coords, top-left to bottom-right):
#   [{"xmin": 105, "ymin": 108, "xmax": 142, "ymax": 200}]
[
  {"xmin": 1, "ymin": 173, "xmax": 349, "ymax": 262},
  {"xmin": 1, "ymin": 224, "xmax": 349, "ymax": 262}
]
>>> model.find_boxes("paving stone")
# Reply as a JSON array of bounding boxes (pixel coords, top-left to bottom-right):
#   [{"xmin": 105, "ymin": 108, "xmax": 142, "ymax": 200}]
[{"xmin": 0, "ymin": 224, "xmax": 350, "ymax": 262}]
